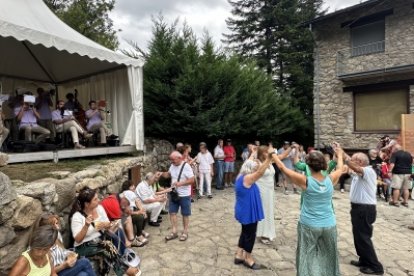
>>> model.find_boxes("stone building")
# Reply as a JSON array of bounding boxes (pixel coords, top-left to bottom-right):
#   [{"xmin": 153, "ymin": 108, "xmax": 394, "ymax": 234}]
[{"xmin": 309, "ymin": 0, "xmax": 414, "ymax": 149}]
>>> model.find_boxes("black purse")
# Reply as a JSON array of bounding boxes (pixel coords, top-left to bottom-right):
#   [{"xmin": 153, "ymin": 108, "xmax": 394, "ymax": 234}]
[{"xmin": 169, "ymin": 162, "xmax": 186, "ymax": 203}]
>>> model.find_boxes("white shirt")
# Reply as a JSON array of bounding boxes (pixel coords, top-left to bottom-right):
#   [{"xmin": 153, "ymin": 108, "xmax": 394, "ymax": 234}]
[
  {"xmin": 71, "ymin": 205, "xmax": 109, "ymax": 246},
  {"xmin": 214, "ymin": 145, "xmax": 225, "ymax": 160},
  {"xmin": 350, "ymin": 167, "xmax": 377, "ymax": 205},
  {"xmin": 123, "ymin": 190, "xmax": 138, "ymax": 208},
  {"xmin": 136, "ymin": 180, "xmax": 156, "ymax": 202},
  {"xmin": 169, "ymin": 162, "xmax": 194, "ymax": 197},
  {"xmin": 196, "ymin": 151, "xmax": 214, "ymax": 172}
]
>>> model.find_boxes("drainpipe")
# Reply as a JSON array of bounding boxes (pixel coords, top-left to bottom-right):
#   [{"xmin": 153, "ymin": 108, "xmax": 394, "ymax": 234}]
[{"xmin": 310, "ymin": 23, "xmax": 321, "ymax": 150}]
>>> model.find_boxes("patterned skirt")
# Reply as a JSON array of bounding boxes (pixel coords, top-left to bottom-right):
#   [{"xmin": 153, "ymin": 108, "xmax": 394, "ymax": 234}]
[{"xmin": 296, "ymin": 222, "xmax": 340, "ymax": 276}]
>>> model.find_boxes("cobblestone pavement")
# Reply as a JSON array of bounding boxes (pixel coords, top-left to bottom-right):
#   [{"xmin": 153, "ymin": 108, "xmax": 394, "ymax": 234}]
[{"xmin": 137, "ymin": 187, "xmax": 414, "ymax": 276}]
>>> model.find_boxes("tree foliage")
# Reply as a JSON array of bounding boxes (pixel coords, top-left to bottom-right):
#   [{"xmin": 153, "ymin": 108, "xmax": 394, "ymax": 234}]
[
  {"xmin": 43, "ymin": 0, "xmax": 119, "ymax": 50},
  {"xmin": 224, "ymin": 0, "xmax": 325, "ymax": 142},
  {"xmin": 126, "ymin": 16, "xmax": 304, "ymax": 143}
]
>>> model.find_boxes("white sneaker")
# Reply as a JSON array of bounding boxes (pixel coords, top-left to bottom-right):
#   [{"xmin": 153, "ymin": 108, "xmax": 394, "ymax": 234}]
[{"xmin": 340, "ymin": 189, "xmax": 345, "ymax": 193}]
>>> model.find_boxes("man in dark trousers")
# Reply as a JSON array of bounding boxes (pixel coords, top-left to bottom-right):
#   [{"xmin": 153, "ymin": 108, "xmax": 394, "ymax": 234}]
[
  {"xmin": 343, "ymin": 150, "xmax": 384, "ymax": 275},
  {"xmin": 389, "ymin": 145, "xmax": 413, "ymax": 207}
]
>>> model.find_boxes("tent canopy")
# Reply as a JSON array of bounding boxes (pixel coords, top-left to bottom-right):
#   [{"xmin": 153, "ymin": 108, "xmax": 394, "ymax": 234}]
[
  {"xmin": 0, "ymin": 0, "xmax": 144, "ymax": 83},
  {"xmin": 0, "ymin": 0, "xmax": 144, "ymax": 150}
]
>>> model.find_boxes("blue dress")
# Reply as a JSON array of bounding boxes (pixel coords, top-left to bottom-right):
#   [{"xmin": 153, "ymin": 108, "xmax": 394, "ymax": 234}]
[{"xmin": 234, "ymin": 175, "xmax": 264, "ymax": 224}]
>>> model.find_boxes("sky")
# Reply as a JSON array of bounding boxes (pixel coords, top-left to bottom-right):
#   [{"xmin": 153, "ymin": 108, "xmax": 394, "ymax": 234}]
[{"xmin": 110, "ymin": 0, "xmax": 365, "ymax": 53}]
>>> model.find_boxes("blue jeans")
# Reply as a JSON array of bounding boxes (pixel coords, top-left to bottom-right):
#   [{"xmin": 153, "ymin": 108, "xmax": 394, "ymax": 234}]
[
  {"xmin": 58, "ymin": 257, "xmax": 96, "ymax": 276},
  {"xmin": 215, "ymin": 160, "xmax": 224, "ymax": 188}
]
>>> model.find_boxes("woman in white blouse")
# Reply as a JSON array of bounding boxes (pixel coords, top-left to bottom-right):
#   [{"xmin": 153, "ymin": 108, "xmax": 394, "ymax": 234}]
[{"xmin": 69, "ymin": 187, "xmax": 141, "ymax": 276}]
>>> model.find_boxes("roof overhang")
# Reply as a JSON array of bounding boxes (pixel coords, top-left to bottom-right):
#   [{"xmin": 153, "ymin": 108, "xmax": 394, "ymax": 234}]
[{"xmin": 0, "ymin": 0, "xmax": 144, "ymax": 84}]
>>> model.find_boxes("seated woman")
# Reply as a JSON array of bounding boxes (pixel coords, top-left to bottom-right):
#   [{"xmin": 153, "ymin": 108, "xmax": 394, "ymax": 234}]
[
  {"xmin": 100, "ymin": 192, "xmax": 147, "ymax": 247},
  {"xmin": 271, "ymin": 147, "xmax": 344, "ymax": 276},
  {"xmin": 69, "ymin": 187, "xmax": 141, "ymax": 276},
  {"xmin": 36, "ymin": 213, "xmax": 96, "ymax": 276},
  {"xmin": 121, "ymin": 180, "xmax": 152, "ymax": 243},
  {"xmin": 9, "ymin": 225, "xmax": 57, "ymax": 276}
]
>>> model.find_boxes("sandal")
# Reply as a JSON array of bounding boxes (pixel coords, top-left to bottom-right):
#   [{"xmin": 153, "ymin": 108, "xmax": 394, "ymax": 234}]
[
  {"xmin": 165, "ymin": 232, "xmax": 178, "ymax": 241},
  {"xmin": 402, "ymin": 202, "xmax": 409, "ymax": 207},
  {"xmin": 179, "ymin": 232, "xmax": 188, "ymax": 241},
  {"xmin": 260, "ymin": 238, "xmax": 272, "ymax": 245},
  {"xmin": 389, "ymin": 201, "xmax": 400, "ymax": 207}
]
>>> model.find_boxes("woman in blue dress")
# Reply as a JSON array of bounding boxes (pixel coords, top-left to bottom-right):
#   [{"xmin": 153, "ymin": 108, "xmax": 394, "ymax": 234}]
[
  {"xmin": 234, "ymin": 146, "xmax": 273, "ymax": 270},
  {"xmin": 271, "ymin": 147, "xmax": 344, "ymax": 276}
]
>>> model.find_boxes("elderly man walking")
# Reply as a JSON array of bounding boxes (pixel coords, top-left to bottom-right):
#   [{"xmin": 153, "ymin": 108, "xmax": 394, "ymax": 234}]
[
  {"xmin": 159, "ymin": 151, "xmax": 195, "ymax": 242},
  {"xmin": 343, "ymin": 149, "xmax": 384, "ymax": 275}
]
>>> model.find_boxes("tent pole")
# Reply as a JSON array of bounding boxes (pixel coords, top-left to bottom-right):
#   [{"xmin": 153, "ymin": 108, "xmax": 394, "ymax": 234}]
[{"xmin": 22, "ymin": 41, "xmax": 56, "ymax": 83}]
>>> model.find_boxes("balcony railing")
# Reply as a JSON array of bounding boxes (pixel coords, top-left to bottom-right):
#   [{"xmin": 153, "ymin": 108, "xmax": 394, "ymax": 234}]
[
  {"xmin": 351, "ymin": 40, "xmax": 385, "ymax": 57},
  {"xmin": 336, "ymin": 42, "xmax": 414, "ymax": 78}
]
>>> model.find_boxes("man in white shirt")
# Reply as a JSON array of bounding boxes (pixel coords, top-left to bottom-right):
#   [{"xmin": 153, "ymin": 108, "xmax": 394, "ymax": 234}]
[
  {"xmin": 196, "ymin": 142, "xmax": 214, "ymax": 198},
  {"xmin": 343, "ymin": 150, "xmax": 384, "ymax": 275},
  {"xmin": 158, "ymin": 151, "xmax": 195, "ymax": 242},
  {"xmin": 214, "ymin": 139, "xmax": 225, "ymax": 190},
  {"xmin": 52, "ymin": 100, "xmax": 91, "ymax": 149},
  {"xmin": 136, "ymin": 172, "xmax": 167, "ymax": 227}
]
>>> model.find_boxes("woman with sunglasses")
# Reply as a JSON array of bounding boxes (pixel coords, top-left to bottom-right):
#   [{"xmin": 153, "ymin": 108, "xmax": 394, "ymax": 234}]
[
  {"xmin": 9, "ymin": 225, "xmax": 58, "ymax": 276},
  {"xmin": 69, "ymin": 187, "xmax": 141, "ymax": 276}
]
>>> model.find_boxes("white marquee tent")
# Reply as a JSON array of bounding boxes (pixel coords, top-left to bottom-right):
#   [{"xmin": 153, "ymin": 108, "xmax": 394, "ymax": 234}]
[{"xmin": 0, "ymin": 0, "xmax": 145, "ymax": 150}]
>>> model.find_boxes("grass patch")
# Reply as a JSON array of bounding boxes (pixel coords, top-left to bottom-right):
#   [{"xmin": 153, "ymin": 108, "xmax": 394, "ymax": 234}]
[{"xmin": 0, "ymin": 154, "xmax": 133, "ymax": 182}]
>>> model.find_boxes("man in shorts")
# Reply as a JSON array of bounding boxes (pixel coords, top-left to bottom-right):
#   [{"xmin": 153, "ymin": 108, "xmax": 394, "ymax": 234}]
[
  {"xmin": 389, "ymin": 145, "xmax": 413, "ymax": 207},
  {"xmin": 158, "ymin": 151, "xmax": 195, "ymax": 241},
  {"xmin": 223, "ymin": 139, "xmax": 236, "ymax": 187}
]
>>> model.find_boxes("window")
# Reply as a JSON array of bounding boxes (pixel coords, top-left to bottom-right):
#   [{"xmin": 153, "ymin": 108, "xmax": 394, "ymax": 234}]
[
  {"xmin": 351, "ymin": 20, "xmax": 385, "ymax": 56},
  {"xmin": 354, "ymin": 89, "xmax": 407, "ymax": 132}
]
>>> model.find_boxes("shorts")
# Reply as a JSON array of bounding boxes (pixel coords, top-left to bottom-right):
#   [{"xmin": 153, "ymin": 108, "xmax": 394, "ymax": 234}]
[
  {"xmin": 168, "ymin": 195, "xmax": 191, "ymax": 216},
  {"xmin": 224, "ymin": 162, "xmax": 235, "ymax": 173},
  {"xmin": 391, "ymin": 174, "xmax": 412, "ymax": 190}
]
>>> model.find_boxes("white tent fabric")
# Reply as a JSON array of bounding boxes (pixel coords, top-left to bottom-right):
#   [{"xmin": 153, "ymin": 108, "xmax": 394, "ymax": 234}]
[
  {"xmin": 0, "ymin": 0, "xmax": 145, "ymax": 150},
  {"xmin": 0, "ymin": 0, "xmax": 143, "ymax": 83},
  {"xmin": 122, "ymin": 66, "xmax": 144, "ymax": 150}
]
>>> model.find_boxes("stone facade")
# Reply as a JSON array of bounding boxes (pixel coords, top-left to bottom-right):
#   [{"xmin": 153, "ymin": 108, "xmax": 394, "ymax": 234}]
[
  {"xmin": 312, "ymin": 0, "xmax": 414, "ymax": 149},
  {"xmin": 0, "ymin": 138, "xmax": 173, "ymax": 275}
]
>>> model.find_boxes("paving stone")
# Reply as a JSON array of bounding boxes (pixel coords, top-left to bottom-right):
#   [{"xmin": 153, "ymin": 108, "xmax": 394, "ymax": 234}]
[{"xmin": 134, "ymin": 187, "xmax": 414, "ymax": 276}]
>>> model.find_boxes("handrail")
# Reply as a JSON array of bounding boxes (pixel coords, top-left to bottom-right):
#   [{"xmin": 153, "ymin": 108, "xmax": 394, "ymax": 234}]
[{"xmin": 336, "ymin": 43, "xmax": 414, "ymax": 77}]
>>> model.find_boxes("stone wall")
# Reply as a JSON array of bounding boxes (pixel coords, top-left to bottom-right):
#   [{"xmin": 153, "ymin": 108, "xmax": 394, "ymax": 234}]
[
  {"xmin": 0, "ymin": 138, "xmax": 173, "ymax": 275},
  {"xmin": 313, "ymin": 0, "xmax": 414, "ymax": 149}
]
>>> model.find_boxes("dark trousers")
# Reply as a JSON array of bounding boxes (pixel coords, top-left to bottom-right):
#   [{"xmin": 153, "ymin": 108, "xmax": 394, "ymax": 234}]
[
  {"xmin": 339, "ymin": 173, "xmax": 350, "ymax": 190},
  {"xmin": 350, "ymin": 204, "xmax": 383, "ymax": 272},
  {"xmin": 238, "ymin": 222, "xmax": 258, "ymax": 253},
  {"xmin": 131, "ymin": 213, "xmax": 146, "ymax": 236}
]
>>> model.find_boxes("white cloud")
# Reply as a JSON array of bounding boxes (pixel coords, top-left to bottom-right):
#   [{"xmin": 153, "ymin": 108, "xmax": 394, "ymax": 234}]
[{"xmin": 111, "ymin": 0, "xmax": 367, "ymax": 52}]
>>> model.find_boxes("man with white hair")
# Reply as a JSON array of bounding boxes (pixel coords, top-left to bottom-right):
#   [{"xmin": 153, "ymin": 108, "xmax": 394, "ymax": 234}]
[
  {"xmin": 344, "ymin": 151, "xmax": 384, "ymax": 275},
  {"xmin": 136, "ymin": 172, "xmax": 167, "ymax": 227},
  {"xmin": 158, "ymin": 151, "xmax": 195, "ymax": 241}
]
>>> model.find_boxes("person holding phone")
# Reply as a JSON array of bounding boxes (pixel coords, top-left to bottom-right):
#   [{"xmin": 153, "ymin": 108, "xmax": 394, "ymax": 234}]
[
  {"xmin": 15, "ymin": 98, "xmax": 50, "ymax": 143},
  {"xmin": 35, "ymin": 213, "xmax": 96, "ymax": 276},
  {"xmin": 69, "ymin": 187, "xmax": 141, "ymax": 276}
]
